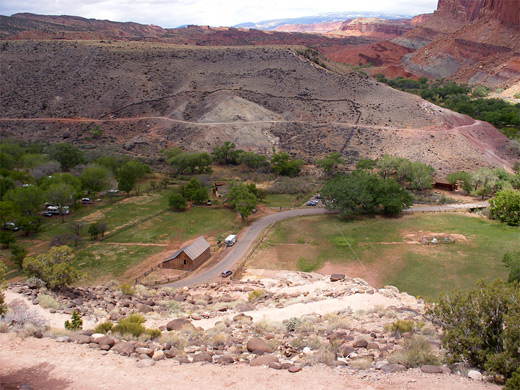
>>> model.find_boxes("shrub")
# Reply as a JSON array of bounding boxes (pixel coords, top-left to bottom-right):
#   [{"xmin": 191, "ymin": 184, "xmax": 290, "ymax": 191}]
[
  {"xmin": 348, "ymin": 358, "xmax": 373, "ymax": 370},
  {"xmin": 10, "ymin": 244, "xmax": 28, "ymax": 270},
  {"xmin": 111, "ymin": 314, "xmax": 160, "ymax": 339},
  {"xmin": 502, "ymin": 251, "xmax": 520, "ymax": 283},
  {"xmin": 93, "ymin": 321, "xmax": 113, "ymax": 334},
  {"xmin": 505, "ymin": 369, "xmax": 520, "ymax": 390},
  {"xmin": 384, "ymin": 319, "xmax": 415, "ymax": 334},
  {"xmin": 118, "ymin": 283, "xmax": 135, "ymax": 296},
  {"xmin": 38, "ymin": 294, "xmax": 61, "ymax": 310},
  {"xmin": 388, "ymin": 335, "xmax": 440, "ymax": 368},
  {"xmin": 285, "ymin": 317, "xmax": 302, "ymax": 332},
  {"xmin": 64, "ymin": 310, "xmax": 83, "ymax": 330},
  {"xmin": 158, "ymin": 333, "xmax": 187, "ymax": 350},
  {"xmin": 427, "ymin": 279, "xmax": 520, "ymax": 382},
  {"xmin": 4, "ymin": 299, "xmax": 48, "ymax": 329},
  {"xmin": 248, "ymin": 289, "xmax": 264, "ymax": 302},
  {"xmin": 145, "ymin": 328, "xmax": 162, "ymax": 339},
  {"xmin": 168, "ymin": 192, "xmax": 187, "ymax": 211}
]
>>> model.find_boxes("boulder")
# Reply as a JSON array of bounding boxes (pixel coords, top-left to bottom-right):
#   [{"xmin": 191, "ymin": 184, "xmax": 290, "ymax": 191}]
[
  {"xmin": 468, "ymin": 370, "xmax": 483, "ymax": 381},
  {"xmin": 97, "ymin": 336, "xmax": 115, "ymax": 348},
  {"xmin": 219, "ymin": 354, "xmax": 237, "ymax": 364},
  {"xmin": 164, "ymin": 349, "xmax": 177, "ymax": 359},
  {"xmin": 246, "ymin": 338, "xmax": 273, "ymax": 355},
  {"xmin": 192, "ymin": 353, "xmax": 213, "ymax": 363},
  {"xmin": 136, "ymin": 360, "xmax": 155, "ymax": 368},
  {"xmin": 288, "ymin": 365, "xmax": 302, "ymax": 373},
  {"xmin": 353, "ymin": 339, "xmax": 368, "ymax": 348},
  {"xmin": 330, "ymin": 274, "xmax": 345, "ymax": 282},
  {"xmin": 236, "ymin": 303, "xmax": 255, "ymax": 312},
  {"xmin": 112, "ymin": 341, "xmax": 135, "ymax": 356},
  {"xmin": 381, "ymin": 364, "xmax": 407, "ymax": 373},
  {"xmin": 367, "ymin": 342, "xmax": 380, "ymax": 350},
  {"xmin": 421, "ymin": 365, "xmax": 444, "ymax": 374},
  {"xmin": 340, "ymin": 346, "xmax": 355, "ymax": 358},
  {"xmin": 250, "ymin": 355, "xmax": 279, "ymax": 366},
  {"xmin": 72, "ymin": 334, "xmax": 91, "ymax": 344},
  {"xmin": 166, "ymin": 318, "xmax": 196, "ymax": 332},
  {"xmin": 153, "ymin": 350, "xmax": 165, "ymax": 361},
  {"xmin": 135, "ymin": 347, "xmax": 154, "ymax": 357},
  {"xmin": 136, "ymin": 304, "xmax": 153, "ymax": 314}
]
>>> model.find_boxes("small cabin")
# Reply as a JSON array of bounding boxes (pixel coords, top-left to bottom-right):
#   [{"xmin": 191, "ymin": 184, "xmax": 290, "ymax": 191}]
[
  {"xmin": 162, "ymin": 237, "xmax": 210, "ymax": 271},
  {"xmin": 434, "ymin": 179, "xmax": 457, "ymax": 191}
]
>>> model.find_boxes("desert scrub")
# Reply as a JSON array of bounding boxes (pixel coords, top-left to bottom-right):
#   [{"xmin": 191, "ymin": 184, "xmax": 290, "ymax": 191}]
[
  {"xmin": 135, "ymin": 284, "xmax": 152, "ymax": 298},
  {"xmin": 285, "ymin": 317, "xmax": 302, "ymax": 332},
  {"xmin": 43, "ymin": 328, "xmax": 75, "ymax": 338},
  {"xmin": 5, "ymin": 299, "xmax": 48, "ymax": 329},
  {"xmin": 319, "ymin": 313, "xmax": 349, "ymax": 332},
  {"xmin": 207, "ymin": 332, "xmax": 227, "ymax": 348},
  {"xmin": 118, "ymin": 283, "xmax": 135, "ymax": 296},
  {"xmin": 38, "ymin": 294, "xmax": 61, "ymax": 309},
  {"xmin": 384, "ymin": 319, "xmax": 419, "ymax": 334},
  {"xmin": 253, "ymin": 320, "xmax": 284, "ymax": 335},
  {"xmin": 248, "ymin": 289, "xmax": 264, "ymax": 302},
  {"xmin": 303, "ymin": 345, "xmax": 336, "ymax": 366},
  {"xmin": 388, "ymin": 335, "xmax": 440, "ymax": 368},
  {"xmin": 158, "ymin": 332, "xmax": 187, "ymax": 350},
  {"xmin": 112, "ymin": 314, "xmax": 161, "ymax": 339},
  {"xmin": 18, "ymin": 323, "xmax": 46, "ymax": 339},
  {"xmin": 93, "ymin": 321, "xmax": 113, "ymax": 334}
]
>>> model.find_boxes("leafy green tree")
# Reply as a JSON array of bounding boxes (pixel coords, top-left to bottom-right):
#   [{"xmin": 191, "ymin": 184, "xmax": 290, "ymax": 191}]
[
  {"xmin": 0, "ymin": 260, "xmax": 6, "ymax": 317},
  {"xmin": 95, "ymin": 156, "xmax": 119, "ymax": 174},
  {"xmin": 168, "ymin": 151, "xmax": 212, "ymax": 174},
  {"xmin": 10, "ymin": 244, "xmax": 27, "ymax": 270},
  {"xmin": 472, "ymin": 168, "xmax": 497, "ymax": 199},
  {"xmin": 446, "ymin": 171, "xmax": 472, "ymax": 194},
  {"xmin": 226, "ymin": 183, "xmax": 257, "ymax": 221},
  {"xmin": 168, "ymin": 192, "xmax": 187, "ymax": 211},
  {"xmin": 0, "ymin": 176, "xmax": 15, "ymax": 200},
  {"xmin": 355, "ymin": 158, "xmax": 376, "ymax": 171},
  {"xmin": 271, "ymin": 152, "xmax": 304, "ymax": 177},
  {"xmin": 238, "ymin": 151, "xmax": 270, "ymax": 171},
  {"xmin": 17, "ymin": 216, "xmax": 42, "ymax": 236},
  {"xmin": 20, "ymin": 153, "xmax": 49, "ymax": 169},
  {"xmin": 212, "ymin": 141, "xmax": 242, "ymax": 165},
  {"xmin": 408, "ymin": 161, "xmax": 435, "ymax": 190},
  {"xmin": 5, "ymin": 186, "xmax": 44, "ymax": 217},
  {"xmin": 0, "ymin": 231, "xmax": 15, "ymax": 249},
  {"xmin": 183, "ymin": 178, "xmax": 203, "ymax": 201},
  {"xmin": 79, "ymin": 165, "xmax": 111, "ymax": 193},
  {"xmin": 502, "ymin": 251, "xmax": 520, "ymax": 283},
  {"xmin": 38, "ymin": 173, "xmax": 82, "ymax": 196},
  {"xmin": 427, "ymin": 279, "xmax": 520, "ymax": 383},
  {"xmin": 23, "ymin": 245, "xmax": 82, "ymax": 289},
  {"xmin": 0, "ymin": 201, "xmax": 16, "ymax": 225},
  {"xmin": 117, "ymin": 161, "xmax": 147, "ymax": 195},
  {"xmin": 489, "ymin": 189, "xmax": 520, "ymax": 226},
  {"xmin": 45, "ymin": 182, "xmax": 76, "ymax": 217},
  {"xmin": 316, "ymin": 152, "xmax": 344, "ymax": 175},
  {"xmin": 247, "ymin": 183, "xmax": 266, "ymax": 202},
  {"xmin": 88, "ymin": 222, "xmax": 106, "ymax": 239},
  {"xmin": 321, "ymin": 171, "xmax": 412, "ymax": 216},
  {"xmin": 47, "ymin": 143, "xmax": 84, "ymax": 171},
  {"xmin": 192, "ymin": 187, "xmax": 209, "ymax": 204}
]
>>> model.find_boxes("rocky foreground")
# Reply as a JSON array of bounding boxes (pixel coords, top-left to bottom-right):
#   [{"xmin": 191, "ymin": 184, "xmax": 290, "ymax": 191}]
[{"xmin": 1, "ymin": 270, "xmax": 496, "ymax": 389}]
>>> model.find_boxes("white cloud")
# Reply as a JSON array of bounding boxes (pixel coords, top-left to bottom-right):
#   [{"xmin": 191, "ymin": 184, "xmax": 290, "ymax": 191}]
[{"xmin": 1, "ymin": 0, "xmax": 438, "ymax": 28}]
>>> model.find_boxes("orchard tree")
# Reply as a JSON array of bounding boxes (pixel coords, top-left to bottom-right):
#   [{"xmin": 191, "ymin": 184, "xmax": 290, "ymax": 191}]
[
  {"xmin": 168, "ymin": 192, "xmax": 187, "ymax": 211},
  {"xmin": 489, "ymin": 189, "xmax": 520, "ymax": 226},
  {"xmin": 117, "ymin": 161, "xmax": 148, "ymax": 195},
  {"xmin": 226, "ymin": 183, "xmax": 257, "ymax": 221},
  {"xmin": 23, "ymin": 245, "xmax": 82, "ymax": 289},
  {"xmin": 183, "ymin": 178, "xmax": 208, "ymax": 203},
  {"xmin": 47, "ymin": 143, "xmax": 84, "ymax": 171}
]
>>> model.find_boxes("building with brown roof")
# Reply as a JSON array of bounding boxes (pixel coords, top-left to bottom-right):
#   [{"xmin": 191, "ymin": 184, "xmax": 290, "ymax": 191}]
[{"xmin": 162, "ymin": 237, "xmax": 211, "ymax": 271}]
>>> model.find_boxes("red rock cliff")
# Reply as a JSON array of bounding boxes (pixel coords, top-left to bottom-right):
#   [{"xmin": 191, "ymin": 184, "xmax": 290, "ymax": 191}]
[{"xmin": 436, "ymin": 0, "xmax": 520, "ymax": 24}]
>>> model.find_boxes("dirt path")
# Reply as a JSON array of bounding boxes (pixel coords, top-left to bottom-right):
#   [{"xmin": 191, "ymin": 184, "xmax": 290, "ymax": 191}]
[{"xmin": 0, "ymin": 333, "xmax": 500, "ymax": 390}]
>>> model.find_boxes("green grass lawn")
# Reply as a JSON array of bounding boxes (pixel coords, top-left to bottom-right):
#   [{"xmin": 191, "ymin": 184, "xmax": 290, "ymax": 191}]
[{"xmin": 250, "ymin": 213, "xmax": 520, "ymax": 299}]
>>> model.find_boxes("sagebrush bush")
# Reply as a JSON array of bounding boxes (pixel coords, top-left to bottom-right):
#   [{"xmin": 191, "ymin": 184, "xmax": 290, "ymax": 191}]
[
  {"xmin": 93, "ymin": 321, "xmax": 113, "ymax": 334},
  {"xmin": 38, "ymin": 294, "xmax": 61, "ymax": 310},
  {"xmin": 5, "ymin": 299, "xmax": 48, "ymax": 329},
  {"xmin": 388, "ymin": 335, "xmax": 440, "ymax": 368},
  {"xmin": 348, "ymin": 358, "xmax": 373, "ymax": 370},
  {"xmin": 118, "ymin": 283, "xmax": 135, "ymax": 296},
  {"xmin": 159, "ymin": 333, "xmax": 187, "ymax": 350},
  {"xmin": 112, "ymin": 314, "xmax": 160, "ymax": 339},
  {"xmin": 285, "ymin": 317, "xmax": 302, "ymax": 332},
  {"xmin": 384, "ymin": 319, "xmax": 415, "ymax": 334}
]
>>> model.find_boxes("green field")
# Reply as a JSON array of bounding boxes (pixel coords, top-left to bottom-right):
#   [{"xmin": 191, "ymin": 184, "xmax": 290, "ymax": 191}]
[
  {"xmin": 2, "ymin": 190, "xmax": 239, "ymax": 283},
  {"xmin": 247, "ymin": 213, "xmax": 520, "ymax": 299}
]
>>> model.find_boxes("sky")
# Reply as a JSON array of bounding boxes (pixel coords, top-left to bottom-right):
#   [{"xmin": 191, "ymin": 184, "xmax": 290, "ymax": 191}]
[{"xmin": 1, "ymin": 0, "xmax": 439, "ymax": 28}]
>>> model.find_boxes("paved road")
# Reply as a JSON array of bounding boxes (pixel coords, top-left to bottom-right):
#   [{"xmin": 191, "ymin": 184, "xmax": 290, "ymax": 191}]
[
  {"xmin": 164, "ymin": 207, "xmax": 336, "ymax": 288},
  {"xmin": 164, "ymin": 201, "xmax": 489, "ymax": 288}
]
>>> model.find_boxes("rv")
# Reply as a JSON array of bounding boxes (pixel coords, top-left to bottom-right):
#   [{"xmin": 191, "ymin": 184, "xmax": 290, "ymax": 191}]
[{"xmin": 225, "ymin": 234, "xmax": 237, "ymax": 247}]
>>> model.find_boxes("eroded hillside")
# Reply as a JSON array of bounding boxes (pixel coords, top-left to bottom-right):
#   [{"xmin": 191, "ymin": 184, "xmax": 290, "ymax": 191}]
[{"xmin": 0, "ymin": 41, "xmax": 513, "ymax": 173}]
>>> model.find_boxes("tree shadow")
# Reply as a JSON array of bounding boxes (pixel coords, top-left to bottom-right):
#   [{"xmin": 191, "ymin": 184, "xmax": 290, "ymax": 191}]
[{"xmin": 0, "ymin": 362, "xmax": 68, "ymax": 390}]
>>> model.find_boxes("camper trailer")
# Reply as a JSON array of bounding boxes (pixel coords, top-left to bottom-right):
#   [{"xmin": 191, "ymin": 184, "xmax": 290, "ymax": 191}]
[{"xmin": 225, "ymin": 234, "xmax": 237, "ymax": 247}]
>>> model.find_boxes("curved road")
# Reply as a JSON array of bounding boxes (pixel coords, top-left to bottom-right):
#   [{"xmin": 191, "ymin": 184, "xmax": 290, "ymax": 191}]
[
  {"xmin": 164, "ymin": 201, "xmax": 489, "ymax": 288},
  {"xmin": 165, "ymin": 208, "xmax": 336, "ymax": 288}
]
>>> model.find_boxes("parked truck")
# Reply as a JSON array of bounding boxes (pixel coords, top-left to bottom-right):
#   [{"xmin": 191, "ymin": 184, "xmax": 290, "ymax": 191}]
[{"xmin": 225, "ymin": 234, "xmax": 237, "ymax": 247}]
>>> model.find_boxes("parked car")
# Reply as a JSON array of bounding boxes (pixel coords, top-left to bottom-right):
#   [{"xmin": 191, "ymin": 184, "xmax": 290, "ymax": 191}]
[
  {"xmin": 42, "ymin": 211, "xmax": 54, "ymax": 217},
  {"xmin": 306, "ymin": 200, "xmax": 318, "ymax": 206},
  {"xmin": 3, "ymin": 222, "xmax": 19, "ymax": 231},
  {"xmin": 81, "ymin": 198, "xmax": 93, "ymax": 204},
  {"xmin": 221, "ymin": 270, "xmax": 233, "ymax": 278}
]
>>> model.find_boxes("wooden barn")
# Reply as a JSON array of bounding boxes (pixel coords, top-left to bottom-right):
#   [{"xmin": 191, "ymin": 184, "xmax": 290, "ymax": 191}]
[
  {"xmin": 434, "ymin": 179, "xmax": 457, "ymax": 191},
  {"xmin": 162, "ymin": 237, "xmax": 210, "ymax": 271}
]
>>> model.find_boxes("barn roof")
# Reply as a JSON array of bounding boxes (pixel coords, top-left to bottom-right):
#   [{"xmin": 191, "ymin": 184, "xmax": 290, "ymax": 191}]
[{"xmin": 165, "ymin": 236, "xmax": 210, "ymax": 262}]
